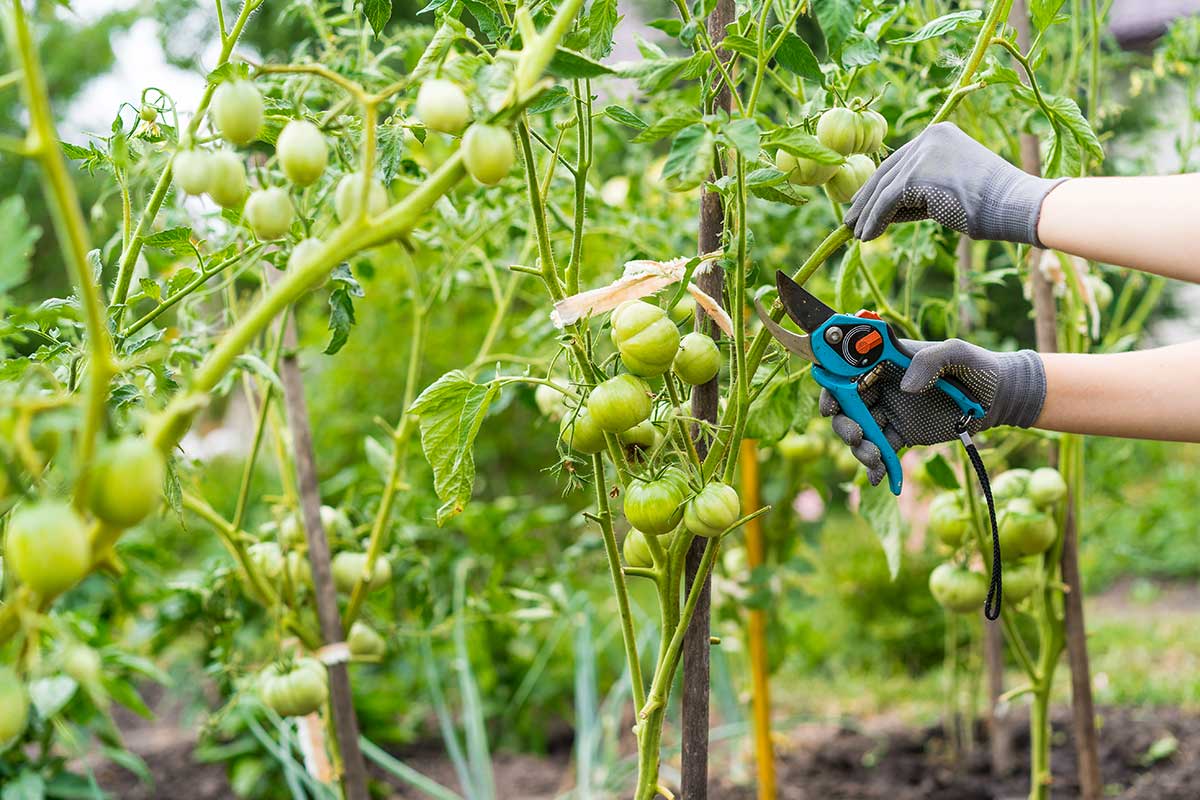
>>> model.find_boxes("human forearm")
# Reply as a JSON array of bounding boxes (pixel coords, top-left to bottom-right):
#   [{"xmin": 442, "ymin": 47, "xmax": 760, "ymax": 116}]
[
  {"xmin": 1037, "ymin": 175, "xmax": 1200, "ymax": 283},
  {"xmin": 1034, "ymin": 342, "xmax": 1200, "ymax": 442}
]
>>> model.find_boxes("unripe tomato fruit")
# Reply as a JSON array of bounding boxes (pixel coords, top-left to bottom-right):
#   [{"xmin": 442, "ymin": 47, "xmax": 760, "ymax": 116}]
[
  {"xmin": 618, "ymin": 419, "xmax": 659, "ymax": 449},
  {"xmin": 332, "ymin": 552, "xmax": 391, "ymax": 594},
  {"xmin": 1002, "ymin": 559, "xmax": 1041, "ymax": 605},
  {"xmin": 816, "ymin": 107, "xmax": 861, "ymax": 155},
  {"xmin": 929, "ymin": 563, "xmax": 988, "ymax": 613},
  {"xmin": 288, "ymin": 237, "xmax": 324, "ymax": 272},
  {"xmin": 461, "ymin": 124, "xmax": 514, "ymax": 186},
  {"xmin": 260, "ymin": 658, "xmax": 328, "ymax": 717},
  {"xmin": 249, "ymin": 542, "xmax": 284, "ymax": 580},
  {"xmin": 857, "ymin": 109, "xmax": 888, "ymax": 153},
  {"xmin": 1028, "ymin": 467, "xmax": 1067, "ymax": 509},
  {"xmin": 174, "ymin": 150, "xmax": 211, "ymax": 196},
  {"xmin": 89, "ymin": 437, "xmax": 165, "ymax": 528},
  {"xmin": 587, "ymin": 374, "xmax": 651, "ymax": 433},
  {"xmin": 684, "ymin": 481, "xmax": 740, "ymax": 538},
  {"xmin": 622, "ymin": 529, "xmax": 653, "ymax": 568},
  {"xmin": 825, "ymin": 154, "xmax": 875, "ymax": 203},
  {"xmin": 927, "ymin": 492, "xmax": 970, "ymax": 547},
  {"xmin": 998, "ymin": 498, "xmax": 1056, "ymax": 556},
  {"xmin": 348, "ymin": 621, "xmax": 387, "ymax": 658},
  {"xmin": 416, "ymin": 79, "xmax": 471, "ymax": 135},
  {"xmin": 287, "ymin": 551, "xmax": 311, "ymax": 588},
  {"xmin": 775, "ymin": 149, "xmax": 838, "ymax": 186},
  {"xmin": 139, "ymin": 105, "xmax": 157, "ymax": 124},
  {"xmin": 669, "ymin": 297, "xmax": 694, "ymax": 324},
  {"xmin": 279, "ymin": 505, "xmax": 349, "ymax": 546},
  {"xmin": 244, "ymin": 188, "xmax": 294, "ymax": 240},
  {"xmin": 673, "ymin": 332, "xmax": 721, "ymax": 385},
  {"xmin": 334, "ymin": 173, "xmax": 389, "ymax": 221},
  {"xmin": 63, "ymin": 644, "xmax": 102, "ymax": 686},
  {"xmin": 7, "ymin": 501, "xmax": 90, "ymax": 597},
  {"xmin": 207, "ymin": 151, "xmax": 248, "ymax": 209},
  {"xmin": 0, "ymin": 667, "xmax": 29, "ymax": 746},
  {"xmin": 624, "ymin": 477, "xmax": 686, "ymax": 535},
  {"xmin": 610, "ymin": 301, "xmax": 680, "ymax": 377},
  {"xmin": 991, "ymin": 468, "xmax": 1031, "ymax": 503},
  {"xmin": 211, "ymin": 80, "xmax": 264, "ymax": 146},
  {"xmin": 559, "ymin": 407, "xmax": 607, "ymax": 454},
  {"xmin": 277, "ymin": 120, "xmax": 328, "ymax": 186},
  {"xmin": 777, "ymin": 430, "xmax": 824, "ymax": 463}
]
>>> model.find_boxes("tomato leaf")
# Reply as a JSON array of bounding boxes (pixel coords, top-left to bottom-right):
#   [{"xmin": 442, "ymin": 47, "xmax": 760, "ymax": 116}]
[
  {"xmin": 602, "ymin": 104, "xmax": 648, "ymax": 130},
  {"xmin": 719, "ymin": 117, "xmax": 761, "ymax": 162},
  {"xmin": 141, "ymin": 226, "xmax": 194, "ymax": 255},
  {"xmin": 359, "ymin": 0, "xmax": 392, "ymax": 36},
  {"xmin": 411, "ymin": 18, "xmax": 467, "ymax": 84},
  {"xmin": 548, "ymin": 47, "xmax": 615, "ymax": 79},
  {"xmin": 1031, "ymin": 0, "xmax": 1068, "ymax": 32},
  {"xmin": 813, "ymin": 0, "xmax": 858, "ymax": 62},
  {"xmin": 762, "ymin": 128, "xmax": 843, "ymax": 163},
  {"xmin": 632, "ymin": 113, "xmax": 698, "ymax": 143},
  {"xmin": 771, "ymin": 28, "xmax": 824, "ymax": 84},
  {"xmin": 325, "ymin": 287, "xmax": 356, "ymax": 356},
  {"xmin": 409, "ymin": 372, "xmax": 501, "ymax": 525},
  {"xmin": 858, "ymin": 484, "xmax": 908, "ymax": 579},
  {"xmin": 0, "ymin": 196, "xmax": 40, "ymax": 294},
  {"xmin": 888, "ymin": 10, "xmax": 982, "ymax": 45},
  {"xmin": 661, "ymin": 124, "xmax": 714, "ymax": 191},
  {"xmin": 588, "ymin": 0, "xmax": 620, "ymax": 58},
  {"xmin": 840, "ymin": 31, "xmax": 880, "ymax": 67},
  {"xmin": 526, "ymin": 85, "xmax": 572, "ymax": 114},
  {"xmin": 923, "ymin": 453, "xmax": 961, "ymax": 490}
]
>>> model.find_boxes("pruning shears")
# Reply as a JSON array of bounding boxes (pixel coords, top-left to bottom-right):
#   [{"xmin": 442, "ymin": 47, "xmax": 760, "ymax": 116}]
[{"xmin": 756, "ymin": 270, "xmax": 986, "ymax": 496}]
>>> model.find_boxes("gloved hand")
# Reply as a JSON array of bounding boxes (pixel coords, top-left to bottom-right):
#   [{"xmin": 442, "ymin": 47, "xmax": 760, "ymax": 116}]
[
  {"xmin": 820, "ymin": 339, "xmax": 1046, "ymax": 486},
  {"xmin": 844, "ymin": 122, "xmax": 1066, "ymax": 245}
]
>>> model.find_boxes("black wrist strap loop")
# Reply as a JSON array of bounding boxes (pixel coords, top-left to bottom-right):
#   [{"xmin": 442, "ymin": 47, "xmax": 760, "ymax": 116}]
[{"xmin": 956, "ymin": 416, "xmax": 1002, "ymax": 620}]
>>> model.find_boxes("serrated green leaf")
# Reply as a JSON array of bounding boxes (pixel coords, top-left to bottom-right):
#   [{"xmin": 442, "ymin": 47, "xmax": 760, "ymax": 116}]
[
  {"xmin": 772, "ymin": 29, "xmax": 824, "ymax": 84},
  {"xmin": 409, "ymin": 371, "xmax": 500, "ymax": 525},
  {"xmin": 720, "ymin": 117, "xmax": 761, "ymax": 162},
  {"xmin": 840, "ymin": 31, "xmax": 879, "ymax": 66},
  {"xmin": 0, "ymin": 196, "xmax": 41, "ymax": 294},
  {"xmin": 360, "ymin": 0, "xmax": 392, "ymax": 35},
  {"xmin": 888, "ymin": 9, "xmax": 982, "ymax": 44},
  {"xmin": 325, "ymin": 286, "xmax": 356, "ymax": 355},
  {"xmin": 548, "ymin": 47, "xmax": 615, "ymax": 79},
  {"xmin": 527, "ymin": 85, "xmax": 572, "ymax": 114},
  {"xmin": 721, "ymin": 34, "xmax": 758, "ymax": 59},
  {"xmin": 859, "ymin": 484, "xmax": 907, "ymax": 579},
  {"xmin": 814, "ymin": 0, "xmax": 858, "ymax": 61},
  {"xmin": 1031, "ymin": 0, "xmax": 1068, "ymax": 32},
  {"xmin": 141, "ymin": 226, "xmax": 194, "ymax": 255},
  {"xmin": 661, "ymin": 124, "xmax": 714, "ymax": 191},
  {"xmin": 588, "ymin": 0, "xmax": 619, "ymax": 58},
  {"xmin": 411, "ymin": 18, "xmax": 467, "ymax": 84},
  {"xmin": 602, "ymin": 104, "xmax": 647, "ymax": 130}
]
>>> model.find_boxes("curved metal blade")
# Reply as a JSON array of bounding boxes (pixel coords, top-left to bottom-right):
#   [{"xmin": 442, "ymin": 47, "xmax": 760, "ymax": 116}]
[
  {"xmin": 753, "ymin": 294, "xmax": 815, "ymax": 363},
  {"xmin": 776, "ymin": 270, "xmax": 835, "ymax": 333}
]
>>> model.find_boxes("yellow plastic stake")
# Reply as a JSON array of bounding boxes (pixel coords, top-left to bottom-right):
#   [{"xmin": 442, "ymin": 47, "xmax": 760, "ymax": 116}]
[{"xmin": 739, "ymin": 439, "xmax": 776, "ymax": 800}]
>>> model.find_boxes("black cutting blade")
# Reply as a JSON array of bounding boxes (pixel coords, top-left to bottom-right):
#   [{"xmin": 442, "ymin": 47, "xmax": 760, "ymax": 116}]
[{"xmin": 776, "ymin": 270, "xmax": 836, "ymax": 333}]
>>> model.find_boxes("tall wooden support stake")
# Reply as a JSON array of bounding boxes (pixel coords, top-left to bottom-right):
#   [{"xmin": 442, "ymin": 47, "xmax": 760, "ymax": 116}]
[
  {"xmin": 279, "ymin": 312, "xmax": 370, "ymax": 800},
  {"xmin": 1010, "ymin": 4, "xmax": 1102, "ymax": 797},
  {"xmin": 683, "ymin": 2, "xmax": 735, "ymax": 795},
  {"xmin": 739, "ymin": 440, "xmax": 776, "ymax": 799}
]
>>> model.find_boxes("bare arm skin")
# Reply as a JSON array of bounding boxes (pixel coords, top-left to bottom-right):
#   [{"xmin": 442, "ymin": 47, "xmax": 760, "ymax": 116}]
[
  {"xmin": 1036, "ymin": 342, "xmax": 1200, "ymax": 442},
  {"xmin": 1038, "ymin": 174, "xmax": 1200, "ymax": 283}
]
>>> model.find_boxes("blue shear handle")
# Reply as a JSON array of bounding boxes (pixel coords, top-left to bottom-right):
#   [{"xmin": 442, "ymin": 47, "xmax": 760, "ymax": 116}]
[
  {"xmin": 813, "ymin": 366, "xmax": 905, "ymax": 495},
  {"xmin": 884, "ymin": 346, "xmax": 986, "ymax": 420}
]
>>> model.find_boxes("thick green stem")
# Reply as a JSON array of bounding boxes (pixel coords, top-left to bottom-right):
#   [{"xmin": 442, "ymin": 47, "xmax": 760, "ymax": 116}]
[{"xmin": 930, "ymin": 0, "xmax": 1015, "ymax": 124}]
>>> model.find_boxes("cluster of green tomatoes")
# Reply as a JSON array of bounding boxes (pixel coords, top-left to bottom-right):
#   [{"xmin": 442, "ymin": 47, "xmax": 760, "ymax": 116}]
[
  {"xmin": 546, "ymin": 299, "xmax": 742, "ymax": 569},
  {"xmin": 171, "ymin": 75, "xmax": 515, "ymax": 264},
  {"xmin": 775, "ymin": 103, "xmax": 887, "ymax": 203},
  {"xmin": 927, "ymin": 467, "xmax": 1069, "ymax": 613}
]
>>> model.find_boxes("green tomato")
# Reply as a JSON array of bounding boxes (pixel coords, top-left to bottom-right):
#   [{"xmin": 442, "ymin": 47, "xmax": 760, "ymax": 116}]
[
  {"xmin": 0, "ymin": 666, "xmax": 29, "ymax": 747},
  {"xmin": 348, "ymin": 621, "xmax": 387, "ymax": 658},
  {"xmin": 288, "ymin": 237, "xmax": 324, "ymax": 272},
  {"xmin": 173, "ymin": 150, "xmax": 211, "ymax": 196},
  {"xmin": 669, "ymin": 297, "xmax": 694, "ymax": 325},
  {"xmin": 825, "ymin": 154, "xmax": 875, "ymax": 203},
  {"xmin": 857, "ymin": 109, "xmax": 888, "ymax": 153},
  {"xmin": 461, "ymin": 124, "xmax": 514, "ymax": 186},
  {"xmin": 416, "ymin": 79, "xmax": 471, "ymax": 135},
  {"xmin": 248, "ymin": 541, "xmax": 284, "ymax": 580},
  {"xmin": 277, "ymin": 120, "xmax": 328, "ymax": 186},
  {"xmin": 776, "ymin": 430, "xmax": 824, "ymax": 463},
  {"xmin": 89, "ymin": 437, "xmax": 165, "ymax": 528},
  {"xmin": 207, "ymin": 150, "xmax": 248, "ymax": 209},
  {"xmin": 673, "ymin": 332, "xmax": 721, "ymax": 385},
  {"xmin": 211, "ymin": 80, "xmax": 264, "ymax": 146},
  {"xmin": 998, "ymin": 498, "xmax": 1057, "ymax": 556},
  {"xmin": 1028, "ymin": 467, "xmax": 1067, "ymax": 509},
  {"xmin": 587, "ymin": 374, "xmax": 652, "ymax": 433},
  {"xmin": 260, "ymin": 658, "xmax": 328, "ymax": 717},
  {"xmin": 287, "ymin": 551, "xmax": 312, "ymax": 589},
  {"xmin": 816, "ymin": 107, "xmax": 860, "ymax": 155},
  {"xmin": 334, "ymin": 173, "xmax": 389, "ymax": 221},
  {"xmin": 1002, "ymin": 558, "xmax": 1041, "ymax": 605},
  {"xmin": 6, "ymin": 501, "xmax": 90, "ymax": 597},
  {"xmin": 139, "ymin": 105, "xmax": 157, "ymax": 124},
  {"xmin": 775, "ymin": 149, "xmax": 838, "ymax": 186},
  {"xmin": 683, "ymin": 481, "xmax": 741, "ymax": 538},
  {"xmin": 991, "ymin": 468, "xmax": 1031, "ymax": 503},
  {"xmin": 332, "ymin": 552, "xmax": 391, "ymax": 594},
  {"xmin": 618, "ymin": 419, "xmax": 659, "ymax": 449},
  {"xmin": 244, "ymin": 187, "xmax": 294, "ymax": 240},
  {"xmin": 559, "ymin": 407, "xmax": 607, "ymax": 454},
  {"xmin": 63, "ymin": 644, "xmax": 101, "ymax": 687},
  {"xmin": 927, "ymin": 492, "xmax": 970, "ymax": 547},
  {"xmin": 622, "ymin": 529, "xmax": 653, "ymax": 568},
  {"xmin": 929, "ymin": 562, "xmax": 989, "ymax": 613},
  {"xmin": 610, "ymin": 300, "xmax": 680, "ymax": 377},
  {"xmin": 624, "ymin": 477, "xmax": 686, "ymax": 536}
]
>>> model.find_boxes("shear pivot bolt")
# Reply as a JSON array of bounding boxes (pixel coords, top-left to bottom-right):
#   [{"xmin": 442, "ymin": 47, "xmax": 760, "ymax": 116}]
[{"xmin": 825, "ymin": 328, "xmax": 843, "ymax": 345}]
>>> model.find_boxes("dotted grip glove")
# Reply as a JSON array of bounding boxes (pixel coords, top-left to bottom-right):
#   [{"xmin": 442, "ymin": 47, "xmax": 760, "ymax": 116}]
[
  {"xmin": 844, "ymin": 122, "xmax": 1065, "ymax": 245},
  {"xmin": 820, "ymin": 339, "xmax": 1047, "ymax": 486}
]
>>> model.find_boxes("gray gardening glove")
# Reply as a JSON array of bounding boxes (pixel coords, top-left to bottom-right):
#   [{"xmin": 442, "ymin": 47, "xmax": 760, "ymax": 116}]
[
  {"xmin": 844, "ymin": 122, "xmax": 1065, "ymax": 245},
  {"xmin": 820, "ymin": 339, "xmax": 1046, "ymax": 486}
]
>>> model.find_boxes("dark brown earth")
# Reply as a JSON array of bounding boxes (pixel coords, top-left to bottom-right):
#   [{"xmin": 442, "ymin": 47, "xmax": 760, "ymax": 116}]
[{"xmin": 92, "ymin": 704, "xmax": 1200, "ymax": 799}]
